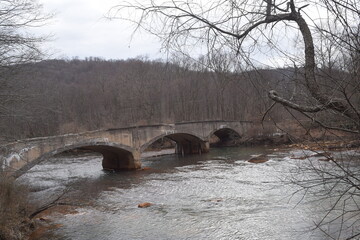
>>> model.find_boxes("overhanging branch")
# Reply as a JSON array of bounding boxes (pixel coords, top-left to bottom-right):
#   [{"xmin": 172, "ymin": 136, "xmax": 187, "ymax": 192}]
[{"xmin": 268, "ymin": 90, "xmax": 326, "ymax": 112}]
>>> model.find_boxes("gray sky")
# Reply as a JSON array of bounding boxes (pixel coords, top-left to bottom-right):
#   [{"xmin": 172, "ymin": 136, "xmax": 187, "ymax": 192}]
[
  {"xmin": 35, "ymin": 0, "xmax": 320, "ymax": 66},
  {"xmin": 37, "ymin": 0, "xmax": 164, "ymax": 60}
]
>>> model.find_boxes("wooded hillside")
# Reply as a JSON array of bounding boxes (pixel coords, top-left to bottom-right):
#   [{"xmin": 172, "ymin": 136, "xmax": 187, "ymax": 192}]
[{"xmin": 0, "ymin": 57, "xmax": 301, "ymax": 141}]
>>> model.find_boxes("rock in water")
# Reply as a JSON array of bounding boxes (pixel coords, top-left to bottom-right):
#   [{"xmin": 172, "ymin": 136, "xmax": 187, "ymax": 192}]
[
  {"xmin": 248, "ymin": 154, "xmax": 268, "ymax": 163},
  {"xmin": 138, "ymin": 202, "xmax": 152, "ymax": 208}
]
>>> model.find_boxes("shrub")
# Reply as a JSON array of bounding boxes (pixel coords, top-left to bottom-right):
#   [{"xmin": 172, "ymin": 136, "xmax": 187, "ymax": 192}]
[{"xmin": 0, "ymin": 174, "xmax": 33, "ymax": 240}]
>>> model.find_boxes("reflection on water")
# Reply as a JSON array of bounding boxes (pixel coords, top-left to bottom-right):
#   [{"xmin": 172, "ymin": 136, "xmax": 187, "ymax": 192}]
[{"xmin": 18, "ymin": 147, "xmax": 357, "ymax": 240}]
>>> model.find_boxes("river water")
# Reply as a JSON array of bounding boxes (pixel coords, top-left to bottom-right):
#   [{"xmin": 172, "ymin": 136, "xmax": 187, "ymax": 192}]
[{"xmin": 18, "ymin": 146, "xmax": 358, "ymax": 240}]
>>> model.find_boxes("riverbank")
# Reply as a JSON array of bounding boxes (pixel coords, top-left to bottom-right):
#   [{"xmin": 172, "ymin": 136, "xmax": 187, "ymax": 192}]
[
  {"xmin": 287, "ymin": 139, "xmax": 360, "ymax": 151},
  {"xmin": 28, "ymin": 205, "xmax": 79, "ymax": 240},
  {"xmin": 0, "ymin": 176, "xmax": 34, "ymax": 240}
]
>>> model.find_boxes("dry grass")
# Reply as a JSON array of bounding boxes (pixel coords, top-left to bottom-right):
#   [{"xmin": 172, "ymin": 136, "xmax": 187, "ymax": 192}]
[{"xmin": 0, "ymin": 174, "xmax": 34, "ymax": 240}]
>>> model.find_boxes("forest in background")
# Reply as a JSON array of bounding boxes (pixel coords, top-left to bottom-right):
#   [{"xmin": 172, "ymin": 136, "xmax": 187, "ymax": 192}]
[{"xmin": 0, "ymin": 56, "xmax": 303, "ymax": 142}]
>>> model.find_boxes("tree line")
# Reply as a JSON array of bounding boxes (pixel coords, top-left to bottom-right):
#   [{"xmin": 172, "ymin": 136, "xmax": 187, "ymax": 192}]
[{"xmin": 0, "ymin": 55, "xmax": 301, "ymax": 141}]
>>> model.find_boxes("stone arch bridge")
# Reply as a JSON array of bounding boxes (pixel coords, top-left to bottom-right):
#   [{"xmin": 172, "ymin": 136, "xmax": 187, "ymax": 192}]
[{"xmin": 1, "ymin": 120, "xmax": 253, "ymax": 178}]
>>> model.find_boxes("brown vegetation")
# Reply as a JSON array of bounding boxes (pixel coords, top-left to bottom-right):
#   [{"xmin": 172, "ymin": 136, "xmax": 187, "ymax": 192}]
[{"xmin": 0, "ymin": 176, "xmax": 34, "ymax": 240}]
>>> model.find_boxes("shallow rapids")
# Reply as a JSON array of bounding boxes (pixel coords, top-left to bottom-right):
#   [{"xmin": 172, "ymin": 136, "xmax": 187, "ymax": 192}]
[{"xmin": 19, "ymin": 146, "xmax": 358, "ymax": 240}]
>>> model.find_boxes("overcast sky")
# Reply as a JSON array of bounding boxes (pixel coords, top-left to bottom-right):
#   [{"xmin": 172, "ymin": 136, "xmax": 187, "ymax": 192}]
[
  {"xmin": 35, "ymin": 0, "xmax": 318, "ymax": 66},
  {"xmin": 37, "ymin": 0, "xmax": 164, "ymax": 60}
]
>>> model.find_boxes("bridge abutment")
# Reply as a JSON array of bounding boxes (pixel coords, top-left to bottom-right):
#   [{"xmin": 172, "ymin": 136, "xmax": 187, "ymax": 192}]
[
  {"xmin": 81, "ymin": 146, "xmax": 141, "ymax": 171},
  {"xmin": 175, "ymin": 141, "xmax": 209, "ymax": 156},
  {"xmin": 101, "ymin": 151, "xmax": 141, "ymax": 171}
]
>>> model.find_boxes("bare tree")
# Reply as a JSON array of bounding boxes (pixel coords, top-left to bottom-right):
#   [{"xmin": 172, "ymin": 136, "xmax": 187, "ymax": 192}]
[
  {"xmin": 0, "ymin": 0, "xmax": 49, "ymax": 66},
  {"xmin": 0, "ymin": 1, "xmax": 50, "ymax": 238},
  {"xmin": 109, "ymin": 0, "xmax": 360, "ymax": 238},
  {"xmin": 0, "ymin": 0, "xmax": 50, "ymax": 141},
  {"xmin": 109, "ymin": 0, "xmax": 359, "ymax": 132}
]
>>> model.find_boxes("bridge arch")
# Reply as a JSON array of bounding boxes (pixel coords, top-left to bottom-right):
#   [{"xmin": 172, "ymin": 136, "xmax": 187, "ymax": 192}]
[
  {"xmin": 12, "ymin": 141, "xmax": 139, "ymax": 178},
  {"xmin": 209, "ymin": 127, "xmax": 242, "ymax": 146},
  {"xmin": 141, "ymin": 133, "xmax": 209, "ymax": 155}
]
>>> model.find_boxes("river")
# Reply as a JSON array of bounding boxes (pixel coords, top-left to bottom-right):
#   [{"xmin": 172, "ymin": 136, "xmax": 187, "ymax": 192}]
[{"xmin": 18, "ymin": 146, "xmax": 358, "ymax": 239}]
